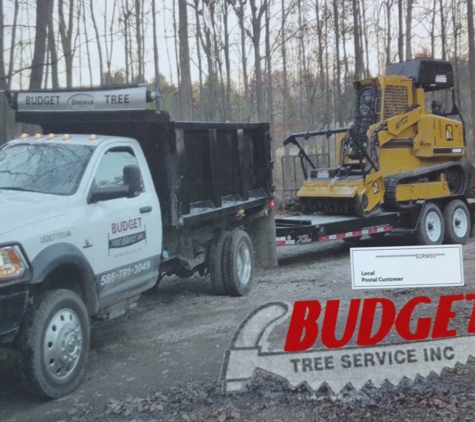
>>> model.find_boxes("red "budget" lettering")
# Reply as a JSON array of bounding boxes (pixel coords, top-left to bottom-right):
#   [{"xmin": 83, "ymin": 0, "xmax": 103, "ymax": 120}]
[{"xmin": 284, "ymin": 295, "xmax": 474, "ymax": 352}]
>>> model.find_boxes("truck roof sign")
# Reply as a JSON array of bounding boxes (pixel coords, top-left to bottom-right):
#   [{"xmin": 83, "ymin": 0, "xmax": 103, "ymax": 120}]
[{"xmin": 16, "ymin": 86, "xmax": 148, "ymax": 112}]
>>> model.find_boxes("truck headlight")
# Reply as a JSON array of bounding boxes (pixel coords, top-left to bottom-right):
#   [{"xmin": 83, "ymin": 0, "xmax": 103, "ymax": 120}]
[{"xmin": 0, "ymin": 246, "xmax": 28, "ymax": 282}]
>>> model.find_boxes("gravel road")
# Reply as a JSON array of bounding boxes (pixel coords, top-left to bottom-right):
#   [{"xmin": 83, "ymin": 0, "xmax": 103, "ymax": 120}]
[{"xmin": 2, "ymin": 234, "xmax": 475, "ymax": 422}]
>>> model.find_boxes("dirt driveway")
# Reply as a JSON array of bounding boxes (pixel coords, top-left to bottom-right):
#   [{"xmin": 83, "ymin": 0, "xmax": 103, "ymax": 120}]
[{"xmin": 2, "ymin": 235, "xmax": 475, "ymax": 422}]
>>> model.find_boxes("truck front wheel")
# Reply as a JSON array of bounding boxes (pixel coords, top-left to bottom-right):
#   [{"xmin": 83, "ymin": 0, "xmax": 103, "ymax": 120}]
[
  {"xmin": 20, "ymin": 289, "xmax": 90, "ymax": 399},
  {"xmin": 223, "ymin": 230, "xmax": 255, "ymax": 296}
]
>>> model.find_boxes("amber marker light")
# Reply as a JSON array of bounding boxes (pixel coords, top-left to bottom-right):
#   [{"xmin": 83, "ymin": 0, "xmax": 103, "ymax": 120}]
[
  {"xmin": 89, "ymin": 134, "xmax": 98, "ymax": 141},
  {"xmin": 34, "ymin": 133, "xmax": 43, "ymax": 140},
  {"xmin": 63, "ymin": 134, "xmax": 71, "ymax": 141},
  {"xmin": 20, "ymin": 133, "xmax": 29, "ymax": 140},
  {"xmin": 0, "ymin": 246, "xmax": 27, "ymax": 281},
  {"xmin": 47, "ymin": 133, "xmax": 56, "ymax": 140}
]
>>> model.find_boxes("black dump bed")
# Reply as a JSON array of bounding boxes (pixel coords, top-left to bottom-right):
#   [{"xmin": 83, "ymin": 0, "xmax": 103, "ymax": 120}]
[{"xmin": 11, "ymin": 86, "xmax": 273, "ymax": 227}]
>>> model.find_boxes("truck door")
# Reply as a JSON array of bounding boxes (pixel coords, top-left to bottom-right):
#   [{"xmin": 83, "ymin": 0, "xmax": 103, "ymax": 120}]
[{"xmin": 86, "ymin": 144, "xmax": 161, "ymax": 301}]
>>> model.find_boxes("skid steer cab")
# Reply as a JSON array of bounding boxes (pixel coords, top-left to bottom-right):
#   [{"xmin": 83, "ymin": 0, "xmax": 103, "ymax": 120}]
[{"xmin": 276, "ymin": 58, "xmax": 475, "ymax": 248}]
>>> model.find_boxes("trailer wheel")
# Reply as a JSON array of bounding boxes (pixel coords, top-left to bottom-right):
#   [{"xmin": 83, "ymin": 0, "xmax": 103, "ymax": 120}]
[
  {"xmin": 209, "ymin": 231, "xmax": 231, "ymax": 295},
  {"xmin": 443, "ymin": 200, "xmax": 470, "ymax": 244},
  {"xmin": 416, "ymin": 202, "xmax": 444, "ymax": 245},
  {"xmin": 20, "ymin": 289, "xmax": 90, "ymax": 399},
  {"xmin": 223, "ymin": 230, "xmax": 255, "ymax": 296}
]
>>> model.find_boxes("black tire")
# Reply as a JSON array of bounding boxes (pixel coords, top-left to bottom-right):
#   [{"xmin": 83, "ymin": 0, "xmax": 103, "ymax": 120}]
[
  {"xmin": 443, "ymin": 199, "xmax": 471, "ymax": 244},
  {"xmin": 209, "ymin": 231, "xmax": 231, "ymax": 295},
  {"xmin": 20, "ymin": 289, "xmax": 90, "ymax": 399},
  {"xmin": 223, "ymin": 230, "xmax": 255, "ymax": 296},
  {"xmin": 416, "ymin": 202, "xmax": 444, "ymax": 245}
]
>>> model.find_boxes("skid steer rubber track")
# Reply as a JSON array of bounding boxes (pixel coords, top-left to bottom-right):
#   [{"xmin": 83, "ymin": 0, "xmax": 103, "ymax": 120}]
[{"xmin": 383, "ymin": 162, "xmax": 467, "ymax": 211}]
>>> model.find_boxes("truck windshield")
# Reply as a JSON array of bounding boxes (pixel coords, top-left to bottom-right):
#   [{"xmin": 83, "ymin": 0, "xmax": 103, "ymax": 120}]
[{"xmin": 0, "ymin": 143, "xmax": 94, "ymax": 195}]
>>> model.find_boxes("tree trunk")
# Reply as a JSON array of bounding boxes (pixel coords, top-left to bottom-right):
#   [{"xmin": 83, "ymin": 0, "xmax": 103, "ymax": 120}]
[
  {"xmin": 386, "ymin": 1, "xmax": 392, "ymax": 66},
  {"xmin": 361, "ymin": 0, "xmax": 371, "ymax": 77},
  {"xmin": 248, "ymin": 0, "xmax": 267, "ymax": 122},
  {"xmin": 135, "ymin": 0, "xmax": 144, "ymax": 82},
  {"xmin": 232, "ymin": 1, "xmax": 249, "ymax": 120},
  {"xmin": 173, "ymin": 1, "xmax": 180, "ymax": 87},
  {"xmin": 439, "ymin": 0, "xmax": 447, "ymax": 59},
  {"xmin": 152, "ymin": 0, "xmax": 160, "ymax": 89},
  {"xmin": 58, "ymin": 0, "xmax": 74, "ymax": 88},
  {"xmin": 178, "ymin": 0, "xmax": 192, "ymax": 120},
  {"xmin": 265, "ymin": 1, "xmax": 273, "ymax": 128},
  {"xmin": 431, "ymin": 1, "xmax": 436, "ymax": 57},
  {"xmin": 398, "ymin": 0, "xmax": 404, "ymax": 61},
  {"xmin": 281, "ymin": 0, "xmax": 288, "ymax": 134},
  {"xmin": 333, "ymin": 0, "xmax": 342, "ymax": 126},
  {"xmin": 194, "ymin": 3, "xmax": 203, "ymax": 119},
  {"xmin": 452, "ymin": 0, "xmax": 460, "ymax": 104},
  {"xmin": 467, "ymin": 0, "xmax": 475, "ymax": 158},
  {"xmin": 0, "ymin": 0, "xmax": 6, "ymax": 145},
  {"xmin": 353, "ymin": 0, "xmax": 363, "ymax": 79},
  {"xmin": 82, "ymin": 0, "xmax": 93, "ymax": 85},
  {"xmin": 406, "ymin": 0, "xmax": 413, "ymax": 60},
  {"xmin": 30, "ymin": 0, "xmax": 53, "ymax": 89},
  {"xmin": 47, "ymin": 6, "xmax": 59, "ymax": 88},
  {"xmin": 7, "ymin": 0, "xmax": 19, "ymax": 90},
  {"xmin": 224, "ymin": 2, "xmax": 231, "ymax": 120},
  {"xmin": 90, "ymin": 0, "xmax": 104, "ymax": 85}
]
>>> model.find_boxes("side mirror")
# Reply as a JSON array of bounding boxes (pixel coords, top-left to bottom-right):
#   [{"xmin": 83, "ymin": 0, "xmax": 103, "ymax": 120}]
[{"xmin": 123, "ymin": 165, "xmax": 143, "ymax": 197}]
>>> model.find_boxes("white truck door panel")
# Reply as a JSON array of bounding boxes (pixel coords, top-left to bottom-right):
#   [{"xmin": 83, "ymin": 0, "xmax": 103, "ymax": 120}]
[{"xmin": 86, "ymin": 144, "xmax": 161, "ymax": 299}]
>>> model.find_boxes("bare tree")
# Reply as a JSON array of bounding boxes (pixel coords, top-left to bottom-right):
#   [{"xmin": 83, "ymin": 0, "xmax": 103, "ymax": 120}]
[
  {"xmin": 439, "ymin": 0, "xmax": 447, "ymax": 59},
  {"xmin": 7, "ymin": 0, "xmax": 19, "ymax": 90},
  {"xmin": 406, "ymin": 0, "xmax": 414, "ymax": 60},
  {"xmin": 467, "ymin": 0, "xmax": 475, "ymax": 157},
  {"xmin": 231, "ymin": 0, "xmax": 250, "ymax": 120},
  {"xmin": 58, "ymin": 0, "xmax": 74, "ymax": 87},
  {"xmin": 333, "ymin": 0, "xmax": 342, "ymax": 125},
  {"xmin": 0, "ymin": 0, "xmax": 6, "ymax": 145},
  {"xmin": 223, "ymin": 1, "xmax": 231, "ymax": 120},
  {"xmin": 178, "ymin": 0, "xmax": 192, "ymax": 119},
  {"xmin": 398, "ymin": 0, "xmax": 404, "ymax": 61},
  {"xmin": 30, "ymin": 0, "xmax": 54, "ymax": 89},
  {"xmin": 353, "ymin": 0, "xmax": 363, "ymax": 79},
  {"xmin": 152, "ymin": 0, "xmax": 160, "ymax": 89},
  {"xmin": 265, "ymin": 0, "xmax": 273, "ymax": 128},
  {"xmin": 192, "ymin": 1, "xmax": 203, "ymax": 119},
  {"xmin": 135, "ymin": 0, "xmax": 144, "ymax": 82},
  {"xmin": 90, "ymin": 0, "xmax": 104, "ymax": 85},
  {"xmin": 248, "ymin": 0, "xmax": 268, "ymax": 121}
]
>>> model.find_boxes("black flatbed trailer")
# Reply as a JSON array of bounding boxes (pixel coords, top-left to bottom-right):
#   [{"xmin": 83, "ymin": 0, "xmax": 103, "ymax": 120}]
[{"xmin": 276, "ymin": 197, "xmax": 475, "ymax": 246}]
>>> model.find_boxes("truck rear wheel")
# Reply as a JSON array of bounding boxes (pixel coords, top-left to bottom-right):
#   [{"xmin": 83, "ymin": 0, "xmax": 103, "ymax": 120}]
[
  {"xmin": 416, "ymin": 202, "xmax": 444, "ymax": 245},
  {"xmin": 20, "ymin": 289, "xmax": 90, "ymax": 399},
  {"xmin": 209, "ymin": 231, "xmax": 231, "ymax": 295},
  {"xmin": 223, "ymin": 230, "xmax": 255, "ymax": 296},
  {"xmin": 443, "ymin": 200, "xmax": 470, "ymax": 244}
]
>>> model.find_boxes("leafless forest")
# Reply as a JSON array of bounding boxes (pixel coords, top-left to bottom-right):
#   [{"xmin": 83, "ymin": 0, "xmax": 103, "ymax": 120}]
[{"xmin": 1, "ymin": 0, "xmax": 475, "ymax": 162}]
